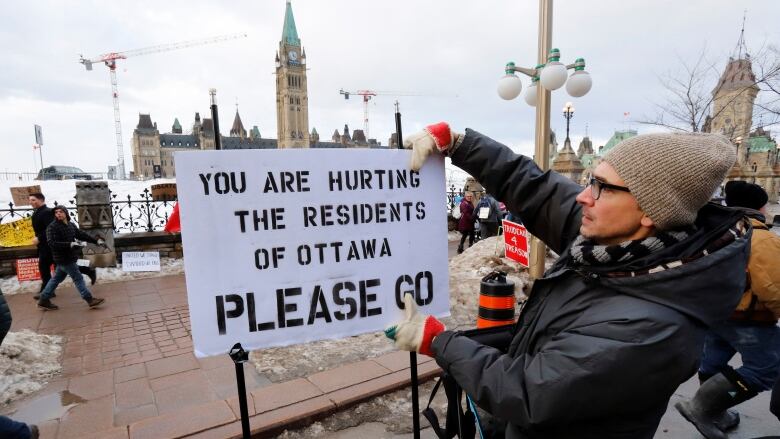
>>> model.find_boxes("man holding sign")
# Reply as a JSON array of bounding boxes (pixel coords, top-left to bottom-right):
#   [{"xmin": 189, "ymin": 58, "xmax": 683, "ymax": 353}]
[{"xmin": 387, "ymin": 124, "xmax": 751, "ymax": 438}]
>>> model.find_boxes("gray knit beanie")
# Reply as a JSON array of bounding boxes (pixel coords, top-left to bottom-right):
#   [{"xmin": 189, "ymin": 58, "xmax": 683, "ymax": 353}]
[{"xmin": 603, "ymin": 133, "xmax": 735, "ymax": 230}]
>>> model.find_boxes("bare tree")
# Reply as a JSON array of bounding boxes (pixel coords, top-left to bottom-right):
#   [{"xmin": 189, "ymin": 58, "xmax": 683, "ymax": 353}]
[{"xmin": 639, "ymin": 46, "xmax": 780, "ymax": 139}]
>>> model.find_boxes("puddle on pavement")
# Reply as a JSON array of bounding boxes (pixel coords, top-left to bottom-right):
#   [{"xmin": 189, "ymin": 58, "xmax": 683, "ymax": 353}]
[{"xmin": 10, "ymin": 391, "xmax": 86, "ymax": 424}]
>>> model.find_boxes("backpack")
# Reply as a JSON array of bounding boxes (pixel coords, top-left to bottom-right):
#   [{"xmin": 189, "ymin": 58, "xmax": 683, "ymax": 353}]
[
  {"xmin": 422, "ymin": 325, "xmax": 513, "ymax": 439},
  {"xmin": 476, "ymin": 197, "xmax": 492, "ymax": 221}
]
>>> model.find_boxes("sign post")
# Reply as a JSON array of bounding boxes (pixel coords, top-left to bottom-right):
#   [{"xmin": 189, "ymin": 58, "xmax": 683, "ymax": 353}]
[{"xmin": 34, "ymin": 124, "xmax": 44, "ymax": 169}]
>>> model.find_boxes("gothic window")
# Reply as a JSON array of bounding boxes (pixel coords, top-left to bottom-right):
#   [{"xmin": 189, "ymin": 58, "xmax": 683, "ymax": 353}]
[{"xmin": 289, "ymin": 97, "xmax": 293, "ymax": 104}]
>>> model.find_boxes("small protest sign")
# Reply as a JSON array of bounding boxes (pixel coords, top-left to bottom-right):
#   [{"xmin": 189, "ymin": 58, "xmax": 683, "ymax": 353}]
[
  {"xmin": 122, "ymin": 252, "xmax": 161, "ymax": 272},
  {"xmin": 151, "ymin": 183, "xmax": 177, "ymax": 201},
  {"xmin": 175, "ymin": 149, "xmax": 449, "ymax": 358},
  {"xmin": 16, "ymin": 258, "xmax": 41, "ymax": 281},
  {"xmin": 10, "ymin": 185, "xmax": 42, "ymax": 206},
  {"xmin": 502, "ymin": 219, "xmax": 529, "ymax": 267},
  {"xmin": 0, "ymin": 218, "xmax": 35, "ymax": 247}
]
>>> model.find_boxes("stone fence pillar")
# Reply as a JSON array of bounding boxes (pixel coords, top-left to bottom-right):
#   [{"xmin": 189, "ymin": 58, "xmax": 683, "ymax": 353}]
[{"xmin": 75, "ymin": 181, "xmax": 117, "ymax": 267}]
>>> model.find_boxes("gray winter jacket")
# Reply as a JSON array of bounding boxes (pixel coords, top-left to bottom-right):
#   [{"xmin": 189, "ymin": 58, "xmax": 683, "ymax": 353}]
[{"xmin": 431, "ymin": 129, "xmax": 752, "ymax": 439}]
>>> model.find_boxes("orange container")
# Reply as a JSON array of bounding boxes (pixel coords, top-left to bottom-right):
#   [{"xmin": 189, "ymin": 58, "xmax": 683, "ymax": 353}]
[{"xmin": 477, "ymin": 271, "xmax": 516, "ymax": 328}]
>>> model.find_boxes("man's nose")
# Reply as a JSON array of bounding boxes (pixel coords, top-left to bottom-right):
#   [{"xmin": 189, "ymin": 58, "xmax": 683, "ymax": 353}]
[{"xmin": 575, "ymin": 186, "xmax": 593, "ymax": 205}]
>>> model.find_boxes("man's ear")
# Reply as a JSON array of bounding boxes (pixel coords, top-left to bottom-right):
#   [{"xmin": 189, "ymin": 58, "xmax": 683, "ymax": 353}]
[{"xmin": 640, "ymin": 213, "xmax": 655, "ymax": 228}]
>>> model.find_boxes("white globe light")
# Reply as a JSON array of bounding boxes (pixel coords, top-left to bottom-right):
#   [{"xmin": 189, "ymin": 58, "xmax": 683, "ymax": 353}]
[
  {"xmin": 539, "ymin": 61, "xmax": 567, "ymax": 90},
  {"xmin": 566, "ymin": 70, "xmax": 592, "ymax": 97},
  {"xmin": 497, "ymin": 74, "xmax": 522, "ymax": 100},
  {"xmin": 523, "ymin": 82, "xmax": 538, "ymax": 106}
]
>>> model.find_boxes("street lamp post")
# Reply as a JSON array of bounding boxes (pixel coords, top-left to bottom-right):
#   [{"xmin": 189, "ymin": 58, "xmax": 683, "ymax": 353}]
[
  {"xmin": 563, "ymin": 102, "xmax": 574, "ymax": 143},
  {"xmin": 496, "ymin": 0, "xmax": 592, "ymax": 279}
]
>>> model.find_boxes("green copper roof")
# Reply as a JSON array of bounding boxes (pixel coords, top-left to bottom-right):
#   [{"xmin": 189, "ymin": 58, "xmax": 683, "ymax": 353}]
[
  {"xmin": 172, "ymin": 118, "xmax": 181, "ymax": 130},
  {"xmin": 601, "ymin": 130, "xmax": 638, "ymax": 155},
  {"xmin": 282, "ymin": 1, "xmax": 301, "ymax": 47},
  {"xmin": 748, "ymin": 134, "xmax": 777, "ymax": 153},
  {"xmin": 250, "ymin": 126, "xmax": 261, "ymax": 138},
  {"xmin": 580, "ymin": 153, "xmax": 596, "ymax": 168}
]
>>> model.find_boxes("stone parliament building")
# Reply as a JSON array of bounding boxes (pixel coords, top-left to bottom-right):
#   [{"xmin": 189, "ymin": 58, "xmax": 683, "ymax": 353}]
[
  {"xmin": 131, "ymin": 1, "xmax": 389, "ymax": 179},
  {"xmin": 550, "ymin": 36, "xmax": 779, "ymax": 203}
]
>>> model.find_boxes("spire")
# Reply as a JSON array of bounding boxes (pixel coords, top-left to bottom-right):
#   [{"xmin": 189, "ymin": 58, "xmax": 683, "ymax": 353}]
[
  {"xmin": 230, "ymin": 110, "xmax": 247, "ymax": 139},
  {"xmin": 732, "ymin": 10, "xmax": 749, "ymax": 60},
  {"xmin": 282, "ymin": 0, "xmax": 301, "ymax": 47},
  {"xmin": 172, "ymin": 118, "xmax": 182, "ymax": 134}
]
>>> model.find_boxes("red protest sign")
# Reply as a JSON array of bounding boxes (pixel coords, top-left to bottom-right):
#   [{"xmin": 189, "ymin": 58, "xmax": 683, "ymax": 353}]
[
  {"xmin": 502, "ymin": 219, "xmax": 529, "ymax": 267},
  {"xmin": 16, "ymin": 258, "xmax": 41, "ymax": 281}
]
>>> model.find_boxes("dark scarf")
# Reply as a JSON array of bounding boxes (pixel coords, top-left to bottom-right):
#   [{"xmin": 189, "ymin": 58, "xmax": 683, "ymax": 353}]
[{"xmin": 569, "ymin": 229, "xmax": 692, "ymax": 266}]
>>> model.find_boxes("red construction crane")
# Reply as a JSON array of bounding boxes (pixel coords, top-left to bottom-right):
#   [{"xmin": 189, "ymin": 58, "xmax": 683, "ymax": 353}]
[
  {"xmin": 79, "ymin": 32, "xmax": 247, "ymax": 179},
  {"xmin": 339, "ymin": 88, "xmax": 453, "ymax": 140}
]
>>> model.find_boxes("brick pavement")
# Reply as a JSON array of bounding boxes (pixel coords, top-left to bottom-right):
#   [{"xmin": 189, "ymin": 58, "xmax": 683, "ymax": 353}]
[{"xmin": 3, "ymin": 274, "xmax": 440, "ymax": 438}]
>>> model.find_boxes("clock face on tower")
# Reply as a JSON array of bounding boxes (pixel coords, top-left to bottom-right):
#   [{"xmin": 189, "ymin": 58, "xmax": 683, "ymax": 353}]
[{"xmin": 288, "ymin": 50, "xmax": 298, "ymax": 62}]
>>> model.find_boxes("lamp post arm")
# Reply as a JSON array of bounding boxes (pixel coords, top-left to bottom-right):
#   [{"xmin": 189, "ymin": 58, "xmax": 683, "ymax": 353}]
[{"xmin": 506, "ymin": 64, "xmax": 539, "ymax": 77}]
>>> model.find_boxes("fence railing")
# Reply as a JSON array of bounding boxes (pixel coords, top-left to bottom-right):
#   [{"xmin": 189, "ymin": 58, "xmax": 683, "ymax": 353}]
[
  {"xmin": 0, "ymin": 171, "xmax": 107, "ymax": 182},
  {"xmin": 0, "ymin": 198, "xmax": 77, "ymax": 226},
  {"xmin": 0, "ymin": 190, "xmax": 176, "ymax": 234},
  {"xmin": 110, "ymin": 189, "xmax": 176, "ymax": 234},
  {"xmin": 5, "ymin": 189, "xmax": 469, "ymax": 232}
]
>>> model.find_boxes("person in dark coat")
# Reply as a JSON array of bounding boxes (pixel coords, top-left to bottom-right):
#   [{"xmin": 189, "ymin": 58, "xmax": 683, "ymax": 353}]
[
  {"xmin": 386, "ymin": 124, "xmax": 751, "ymax": 439},
  {"xmin": 0, "ymin": 287, "xmax": 40, "ymax": 439},
  {"xmin": 675, "ymin": 181, "xmax": 780, "ymax": 438},
  {"xmin": 457, "ymin": 192, "xmax": 475, "ymax": 254},
  {"xmin": 476, "ymin": 193, "xmax": 502, "ymax": 239},
  {"xmin": 29, "ymin": 193, "xmax": 97, "ymax": 301},
  {"xmin": 37, "ymin": 206, "xmax": 105, "ymax": 311}
]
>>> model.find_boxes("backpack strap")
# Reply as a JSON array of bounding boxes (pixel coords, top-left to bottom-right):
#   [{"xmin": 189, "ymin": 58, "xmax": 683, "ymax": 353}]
[{"xmin": 422, "ymin": 372, "xmax": 477, "ymax": 439}]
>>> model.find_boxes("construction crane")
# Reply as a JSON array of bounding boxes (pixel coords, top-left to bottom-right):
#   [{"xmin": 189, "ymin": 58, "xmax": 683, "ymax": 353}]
[
  {"xmin": 339, "ymin": 89, "xmax": 453, "ymax": 140},
  {"xmin": 79, "ymin": 32, "xmax": 247, "ymax": 179}
]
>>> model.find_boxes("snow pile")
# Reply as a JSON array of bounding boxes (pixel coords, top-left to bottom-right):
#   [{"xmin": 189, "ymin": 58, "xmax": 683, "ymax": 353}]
[
  {"xmin": 0, "ymin": 258, "xmax": 184, "ymax": 296},
  {"xmin": 0, "ymin": 330, "xmax": 63, "ymax": 406},
  {"xmin": 250, "ymin": 236, "xmax": 532, "ymax": 382},
  {"xmin": 447, "ymin": 231, "xmax": 461, "ymax": 242}
]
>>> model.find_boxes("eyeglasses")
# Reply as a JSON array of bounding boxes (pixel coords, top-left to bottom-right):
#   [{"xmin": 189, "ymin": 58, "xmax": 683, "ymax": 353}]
[{"xmin": 588, "ymin": 177, "xmax": 630, "ymax": 200}]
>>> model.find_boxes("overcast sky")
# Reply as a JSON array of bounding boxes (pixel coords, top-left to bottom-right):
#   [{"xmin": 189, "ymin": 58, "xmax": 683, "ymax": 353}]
[{"xmin": 1, "ymin": 0, "xmax": 778, "ymax": 176}]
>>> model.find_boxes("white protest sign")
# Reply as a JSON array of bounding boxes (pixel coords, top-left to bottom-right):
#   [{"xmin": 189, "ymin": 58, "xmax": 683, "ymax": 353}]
[
  {"xmin": 122, "ymin": 252, "xmax": 161, "ymax": 272},
  {"xmin": 175, "ymin": 149, "xmax": 449, "ymax": 358}
]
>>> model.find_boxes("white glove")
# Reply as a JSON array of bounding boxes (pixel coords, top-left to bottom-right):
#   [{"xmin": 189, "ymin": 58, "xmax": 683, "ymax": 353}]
[
  {"xmin": 97, "ymin": 238, "xmax": 106, "ymax": 247},
  {"xmin": 403, "ymin": 122, "xmax": 459, "ymax": 171},
  {"xmin": 384, "ymin": 293, "xmax": 445, "ymax": 356}
]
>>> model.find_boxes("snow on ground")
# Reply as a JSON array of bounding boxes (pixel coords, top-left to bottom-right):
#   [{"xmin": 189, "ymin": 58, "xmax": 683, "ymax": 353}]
[
  {"xmin": 250, "ymin": 236, "xmax": 536, "ymax": 382},
  {"xmin": 0, "ymin": 258, "xmax": 184, "ymax": 296},
  {"xmin": 447, "ymin": 231, "xmax": 460, "ymax": 242},
  {"xmin": 0, "ymin": 330, "xmax": 63, "ymax": 406},
  {"xmin": 0, "ymin": 178, "xmax": 176, "ymax": 213}
]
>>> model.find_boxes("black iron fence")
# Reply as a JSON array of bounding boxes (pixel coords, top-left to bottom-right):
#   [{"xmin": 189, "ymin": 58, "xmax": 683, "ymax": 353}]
[
  {"xmin": 110, "ymin": 188, "xmax": 177, "ymax": 234},
  {"xmin": 5, "ymin": 188, "xmax": 471, "ymax": 232},
  {"xmin": 0, "ymin": 189, "xmax": 176, "ymax": 234},
  {"xmin": 0, "ymin": 198, "xmax": 77, "ymax": 226}
]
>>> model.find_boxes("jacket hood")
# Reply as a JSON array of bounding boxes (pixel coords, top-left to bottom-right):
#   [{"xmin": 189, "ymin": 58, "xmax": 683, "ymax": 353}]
[
  {"xmin": 574, "ymin": 203, "xmax": 752, "ymax": 327},
  {"xmin": 52, "ymin": 205, "xmax": 71, "ymax": 221}
]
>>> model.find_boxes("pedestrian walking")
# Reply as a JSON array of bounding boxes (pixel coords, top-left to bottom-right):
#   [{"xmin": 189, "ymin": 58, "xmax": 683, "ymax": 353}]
[
  {"xmin": 0, "ymin": 287, "xmax": 40, "ymax": 438},
  {"xmin": 676, "ymin": 181, "xmax": 780, "ymax": 439},
  {"xmin": 37, "ymin": 206, "xmax": 105, "ymax": 311},
  {"xmin": 387, "ymin": 124, "xmax": 750, "ymax": 439},
  {"xmin": 457, "ymin": 192, "xmax": 476, "ymax": 254},
  {"xmin": 29, "ymin": 193, "xmax": 97, "ymax": 302},
  {"xmin": 476, "ymin": 193, "xmax": 501, "ymax": 239}
]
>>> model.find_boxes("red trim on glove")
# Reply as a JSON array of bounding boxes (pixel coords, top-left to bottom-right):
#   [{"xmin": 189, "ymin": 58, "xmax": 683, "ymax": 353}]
[
  {"xmin": 419, "ymin": 315, "xmax": 445, "ymax": 357},
  {"xmin": 425, "ymin": 122, "xmax": 452, "ymax": 153}
]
